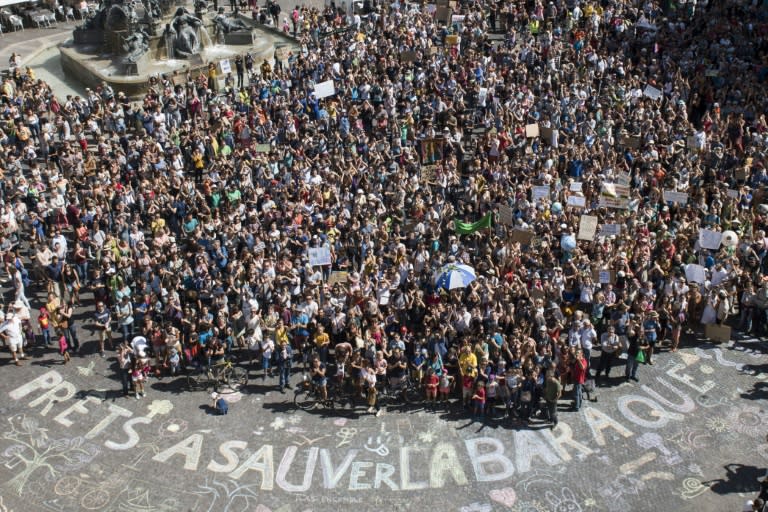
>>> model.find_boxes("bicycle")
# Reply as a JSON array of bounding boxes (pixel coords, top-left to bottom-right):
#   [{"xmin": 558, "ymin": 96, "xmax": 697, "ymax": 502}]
[
  {"xmin": 186, "ymin": 356, "xmax": 248, "ymax": 392},
  {"xmin": 293, "ymin": 374, "xmax": 355, "ymax": 411},
  {"xmin": 377, "ymin": 375, "xmax": 422, "ymax": 406}
]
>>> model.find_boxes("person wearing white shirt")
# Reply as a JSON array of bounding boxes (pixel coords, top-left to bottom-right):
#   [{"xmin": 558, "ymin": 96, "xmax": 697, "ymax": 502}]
[
  {"xmin": 595, "ymin": 325, "xmax": 620, "ymax": 383},
  {"xmin": 0, "ymin": 312, "xmax": 26, "ymax": 365}
]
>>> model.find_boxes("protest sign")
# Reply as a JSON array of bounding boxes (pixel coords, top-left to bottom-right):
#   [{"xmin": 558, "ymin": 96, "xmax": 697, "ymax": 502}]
[
  {"xmin": 698, "ymin": 229, "xmax": 722, "ymax": 250},
  {"xmin": 219, "ymin": 59, "xmax": 232, "ymax": 74},
  {"xmin": 577, "ymin": 215, "xmax": 598, "ymax": 240},
  {"xmin": 567, "ymin": 196, "xmax": 586, "ymax": 208},
  {"xmin": 726, "ymin": 189, "xmax": 739, "ymax": 199},
  {"xmin": 314, "ymin": 80, "xmax": 336, "ymax": 99},
  {"xmin": 599, "ymin": 224, "xmax": 621, "ymax": 237},
  {"xmin": 663, "ymin": 190, "xmax": 689, "ymax": 205},
  {"xmin": 532, "ymin": 185, "xmax": 550, "ymax": 202},
  {"xmin": 684, "ymin": 264, "xmax": 707, "ymax": 284},
  {"xmin": 497, "ymin": 204, "xmax": 515, "ymax": 226},
  {"xmin": 308, "ymin": 247, "xmax": 332, "ymax": 266},
  {"xmin": 643, "ymin": 84, "xmax": 662, "ymax": 100},
  {"xmin": 254, "ymin": 144, "xmax": 271, "ymax": 153},
  {"xmin": 570, "ymin": 182, "xmax": 583, "ymax": 192},
  {"xmin": 511, "ymin": 229, "xmax": 534, "ymax": 244},
  {"xmin": 327, "ymin": 271, "xmax": 349, "ymax": 286},
  {"xmin": 525, "ymin": 123, "xmax": 540, "ymax": 138}
]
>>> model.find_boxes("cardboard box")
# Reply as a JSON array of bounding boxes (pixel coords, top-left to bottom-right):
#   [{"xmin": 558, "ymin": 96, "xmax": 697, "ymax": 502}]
[{"xmin": 705, "ymin": 323, "xmax": 731, "ymax": 343}]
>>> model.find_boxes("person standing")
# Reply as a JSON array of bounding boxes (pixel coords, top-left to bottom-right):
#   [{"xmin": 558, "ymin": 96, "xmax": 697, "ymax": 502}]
[
  {"xmin": 642, "ymin": 311, "xmax": 660, "ymax": 365},
  {"xmin": 58, "ymin": 299, "xmax": 80, "ymax": 354},
  {"xmin": 0, "ymin": 310, "xmax": 26, "ymax": 365},
  {"xmin": 116, "ymin": 296, "xmax": 135, "ymax": 346},
  {"xmin": 234, "ymin": 54, "xmax": 244, "ymax": 89},
  {"xmin": 275, "ymin": 319, "xmax": 292, "ymax": 392},
  {"xmin": 543, "ymin": 370, "xmax": 562, "ymax": 429},
  {"xmin": 93, "ymin": 301, "xmax": 112, "ymax": 357},
  {"xmin": 595, "ymin": 325, "xmax": 620, "ymax": 384},
  {"xmin": 117, "ymin": 342, "xmax": 134, "ymax": 396},
  {"xmin": 625, "ymin": 320, "xmax": 649, "ymax": 383},
  {"xmin": 570, "ymin": 348, "xmax": 588, "ymax": 411}
]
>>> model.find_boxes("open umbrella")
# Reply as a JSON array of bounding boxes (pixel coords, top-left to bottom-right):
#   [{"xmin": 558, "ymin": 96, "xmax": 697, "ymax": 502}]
[{"xmin": 434, "ymin": 263, "xmax": 477, "ymax": 290}]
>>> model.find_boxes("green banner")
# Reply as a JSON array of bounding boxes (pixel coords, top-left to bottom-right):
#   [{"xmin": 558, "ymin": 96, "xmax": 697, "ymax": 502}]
[{"xmin": 453, "ymin": 212, "xmax": 492, "ymax": 235}]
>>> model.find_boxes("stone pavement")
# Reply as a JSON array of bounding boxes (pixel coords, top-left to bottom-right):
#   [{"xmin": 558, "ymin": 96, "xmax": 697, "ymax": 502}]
[
  {"xmin": 0, "ymin": 22, "xmax": 78, "ymax": 72},
  {"xmin": 0, "ymin": 278, "xmax": 766, "ymax": 512}
]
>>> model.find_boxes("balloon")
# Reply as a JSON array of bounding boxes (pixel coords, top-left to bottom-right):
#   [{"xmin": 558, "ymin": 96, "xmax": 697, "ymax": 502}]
[
  {"xmin": 561, "ymin": 235, "xmax": 577, "ymax": 252},
  {"xmin": 551, "ymin": 202, "xmax": 563, "ymax": 214},
  {"xmin": 721, "ymin": 230, "xmax": 738, "ymax": 248}
]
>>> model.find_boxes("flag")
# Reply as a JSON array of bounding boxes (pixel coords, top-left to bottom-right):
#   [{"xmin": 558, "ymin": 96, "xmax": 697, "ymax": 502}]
[{"xmin": 454, "ymin": 213, "xmax": 493, "ymax": 235}]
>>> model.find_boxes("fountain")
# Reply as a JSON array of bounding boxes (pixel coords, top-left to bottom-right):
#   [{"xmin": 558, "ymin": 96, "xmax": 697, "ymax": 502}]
[{"xmin": 59, "ymin": 0, "xmax": 296, "ymax": 97}]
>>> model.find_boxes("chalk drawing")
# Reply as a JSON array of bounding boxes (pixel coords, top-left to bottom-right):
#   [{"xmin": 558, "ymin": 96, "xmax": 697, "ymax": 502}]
[
  {"xmin": 680, "ymin": 477, "xmax": 709, "ymax": 499},
  {"xmin": 77, "ymin": 361, "xmax": 96, "ymax": 377},
  {"xmin": 286, "ymin": 415, "xmax": 302, "ymax": 425},
  {"xmin": 545, "ymin": 488, "xmax": 582, "ymax": 512},
  {"xmin": 758, "ymin": 444, "xmax": 768, "ymax": 460},
  {"xmin": 291, "ymin": 434, "xmax": 330, "ymax": 447},
  {"xmin": 687, "ymin": 463, "xmax": 703, "ymax": 476},
  {"xmin": 284, "ymin": 427, "xmax": 307, "ymax": 435},
  {"xmin": 489, "ymin": 487, "xmax": 517, "ymax": 508},
  {"xmin": 619, "ymin": 452, "xmax": 656, "ymax": 474},
  {"xmin": 194, "ymin": 477, "xmax": 261, "ymax": 512},
  {"xmin": 364, "ymin": 436, "xmax": 390, "ymax": 457},
  {"xmin": 270, "ymin": 417, "xmax": 286, "ymax": 430},
  {"xmin": 509, "ymin": 500, "xmax": 548, "ymax": 512},
  {"xmin": 640, "ymin": 471, "xmax": 674, "ymax": 482},
  {"xmin": 333, "ymin": 418, "xmax": 347, "ymax": 427},
  {"xmin": 459, "ymin": 503, "xmax": 492, "ymax": 512},
  {"xmin": 335, "ymin": 428, "xmax": 357, "ymax": 448},
  {"xmin": 695, "ymin": 394, "xmax": 729, "ymax": 409},
  {"xmin": 417, "ymin": 430, "xmax": 436, "ymax": 444},
  {"xmin": 725, "ymin": 404, "xmax": 768, "ymax": 437},
  {"xmin": 666, "ymin": 427, "xmax": 714, "ymax": 453},
  {"xmin": 146, "ymin": 400, "xmax": 174, "ymax": 418},
  {"xmin": 0, "ymin": 415, "xmax": 99, "ymax": 495},
  {"xmin": 0, "ymin": 496, "xmax": 9, "ymax": 512},
  {"xmin": 516, "ymin": 467, "xmax": 568, "ymax": 491},
  {"xmin": 635, "ymin": 432, "xmax": 682, "ymax": 465}
]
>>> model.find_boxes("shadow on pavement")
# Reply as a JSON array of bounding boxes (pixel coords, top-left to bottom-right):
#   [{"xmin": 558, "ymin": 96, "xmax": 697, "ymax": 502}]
[{"xmin": 703, "ymin": 463, "xmax": 765, "ymax": 495}]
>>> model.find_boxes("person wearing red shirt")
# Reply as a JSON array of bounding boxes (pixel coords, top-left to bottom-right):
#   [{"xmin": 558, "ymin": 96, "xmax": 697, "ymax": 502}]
[
  {"xmin": 472, "ymin": 381, "xmax": 486, "ymax": 420},
  {"xmin": 424, "ymin": 367, "xmax": 439, "ymax": 409},
  {"xmin": 570, "ymin": 348, "xmax": 588, "ymax": 411}
]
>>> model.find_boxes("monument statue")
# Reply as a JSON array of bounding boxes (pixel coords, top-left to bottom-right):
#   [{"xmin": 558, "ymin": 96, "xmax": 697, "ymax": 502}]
[
  {"xmin": 213, "ymin": 7, "xmax": 251, "ymax": 34},
  {"xmin": 167, "ymin": 7, "xmax": 203, "ymax": 58},
  {"xmin": 122, "ymin": 28, "xmax": 150, "ymax": 62},
  {"xmin": 81, "ymin": 0, "xmax": 135, "ymax": 31}
]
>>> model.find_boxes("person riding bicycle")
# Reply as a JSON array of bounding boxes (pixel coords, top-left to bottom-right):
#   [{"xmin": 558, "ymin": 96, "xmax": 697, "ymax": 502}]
[{"xmin": 309, "ymin": 355, "xmax": 328, "ymax": 401}]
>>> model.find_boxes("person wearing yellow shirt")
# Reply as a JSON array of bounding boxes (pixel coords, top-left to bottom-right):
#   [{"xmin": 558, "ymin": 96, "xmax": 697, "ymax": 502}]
[
  {"xmin": 275, "ymin": 319, "xmax": 293, "ymax": 392},
  {"xmin": 314, "ymin": 324, "xmax": 330, "ymax": 365},
  {"xmin": 458, "ymin": 344, "xmax": 477, "ymax": 376}
]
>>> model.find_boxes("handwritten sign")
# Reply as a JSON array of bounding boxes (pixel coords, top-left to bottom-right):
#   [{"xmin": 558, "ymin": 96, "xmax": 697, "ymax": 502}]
[
  {"xmin": 308, "ymin": 247, "xmax": 332, "ymax": 266},
  {"xmin": 599, "ymin": 224, "xmax": 621, "ymax": 237},
  {"xmin": 577, "ymin": 215, "xmax": 598, "ymax": 241},
  {"xmin": 663, "ymin": 190, "xmax": 689, "ymax": 205},
  {"xmin": 643, "ymin": 84, "xmax": 662, "ymax": 100},
  {"xmin": 726, "ymin": 189, "xmax": 739, "ymax": 199},
  {"xmin": 314, "ymin": 80, "xmax": 336, "ymax": 99},
  {"xmin": 685, "ymin": 263, "xmax": 707, "ymax": 284},
  {"xmin": 698, "ymin": 229, "xmax": 722, "ymax": 250},
  {"xmin": 567, "ymin": 195, "xmax": 586, "ymax": 208},
  {"xmin": 254, "ymin": 144, "xmax": 271, "ymax": 153},
  {"xmin": 598, "ymin": 270, "xmax": 614, "ymax": 284},
  {"xmin": 510, "ymin": 229, "xmax": 534, "ymax": 244},
  {"xmin": 219, "ymin": 59, "xmax": 232, "ymax": 74},
  {"xmin": 616, "ymin": 171, "xmax": 631, "ymax": 186},
  {"xmin": 525, "ymin": 123, "xmax": 540, "ymax": 138},
  {"xmin": 400, "ymin": 51, "xmax": 418, "ymax": 63},
  {"xmin": 532, "ymin": 185, "xmax": 550, "ymax": 202},
  {"xmin": 570, "ymin": 182, "xmax": 583, "ymax": 192},
  {"xmin": 497, "ymin": 204, "xmax": 514, "ymax": 226},
  {"xmin": 327, "ymin": 271, "xmax": 349, "ymax": 286},
  {"xmin": 421, "ymin": 164, "xmax": 437, "ymax": 183}
]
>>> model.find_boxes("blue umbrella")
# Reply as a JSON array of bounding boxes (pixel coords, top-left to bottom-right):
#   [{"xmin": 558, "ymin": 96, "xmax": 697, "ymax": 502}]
[{"xmin": 434, "ymin": 263, "xmax": 477, "ymax": 290}]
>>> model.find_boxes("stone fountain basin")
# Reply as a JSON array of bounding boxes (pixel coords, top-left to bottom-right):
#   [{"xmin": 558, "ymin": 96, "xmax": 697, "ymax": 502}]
[{"xmin": 60, "ymin": 24, "xmax": 296, "ymax": 98}]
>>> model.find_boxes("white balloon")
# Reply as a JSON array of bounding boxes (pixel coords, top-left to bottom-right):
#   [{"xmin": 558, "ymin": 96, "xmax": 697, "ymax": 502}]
[{"xmin": 721, "ymin": 230, "xmax": 738, "ymax": 248}]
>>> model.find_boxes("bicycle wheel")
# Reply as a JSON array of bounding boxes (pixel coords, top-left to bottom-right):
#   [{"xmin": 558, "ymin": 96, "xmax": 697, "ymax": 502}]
[
  {"xmin": 225, "ymin": 366, "xmax": 248, "ymax": 392},
  {"xmin": 293, "ymin": 389, "xmax": 317, "ymax": 410},
  {"xmin": 404, "ymin": 385, "xmax": 422, "ymax": 404}
]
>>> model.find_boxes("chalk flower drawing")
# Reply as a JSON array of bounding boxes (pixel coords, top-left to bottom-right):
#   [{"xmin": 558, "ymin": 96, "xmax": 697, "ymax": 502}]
[
  {"xmin": 704, "ymin": 417, "xmax": 729, "ymax": 433},
  {"xmin": 194, "ymin": 477, "xmax": 261, "ymax": 512},
  {"xmin": 1, "ymin": 415, "xmax": 99, "ymax": 495},
  {"xmin": 417, "ymin": 430, "xmax": 436, "ymax": 444},
  {"xmin": 270, "ymin": 417, "xmax": 286, "ymax": 430},
  {"xmin": 510, "ymin": 500, "xmax": 548, "ymax": 512}
]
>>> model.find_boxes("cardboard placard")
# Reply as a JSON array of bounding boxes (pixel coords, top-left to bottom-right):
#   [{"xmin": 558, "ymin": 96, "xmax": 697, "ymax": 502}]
[
  {"xmin": 445, "ymin": 34, "xmax": 458, "ymax": 45},
  {"xmin": 726, "ymin": 189, "xmax": 739, "ymax": 199},
  {"xmin": 421, "ymin": 164, "xmax": 437, "ymax": 183},
  {"xmin": 705, "ymin": 323, "xmax": 730, "ymax": 343},
  {"xmin": 419, "ymin": 139, "xmax": 444, "ymax": 164},
  {"xmin": 540, "ymin": 126, "xmax": 557, "ymax": 146},
  {"xmin": 567, "ymin": 195, "xmax": 587, "ymax": 208},
  {"xmin": 401, "ymin": 51, "xmax": 418, "ymax": 63},
  {"xmin": 525, "ymin": 123, "xmax": 540, "ymax": 138},
  {"xmin": 570, "ymin": 182, "xmax": 583, "ymax": 192},
  {"xmin": 663, "ymin": 190, "xmax": 689, "ymax": 205},
  {"xmin": 510, "ymin": 229, "xmax": 534, "ymax": 244},
  {"xmin": 616, "ymin": 171, "xmax": 631, "ymax": 186},
  {"xmin": 598, "ymin": 270, "xmax": 614, "ymax": 284},
  {"xmin": 308, "ymin": 247, "xmax": 332, "ymax": 266},
  {"xmin": 314, "ymin": 80, "xmax": 336, "ymax": 99},
  {"xmin": 254, "ymin": 144, "xmax": 271, "ymax": 153},
  {"xmin": 497, "ymin": 204, "xmax": 515, "ymax": 226},
  {"xmin": 327, "ymin": 271, "xmax": 349, "ymax": 286},
  {"xmin": 619, "ymin": 134, "xmax": 642, "ymax": 148},
  {"xmin": 532, "ymin": 185, "xmax": 550, "ymax": 202},
  {"xmin": 435, "ymin": 6, "xmax": 451, "ymax": 23},
  {"xmin": 736, "ymin": 167, "xmax": 749, "ymax": 181},
  {"xmin": 219, "ymin": 59, "xmax": 232, "ymax": 74},
  {"xmin": 172, "ymin": 75, "xmax": 187, "ymax": 86},
  {"xmin": 698, "ymin": 229, "xmax": 722, "ymax": 250},
  {"xmin": 577, "ymin": 215, "xmax": 598, "ymax": 240}
]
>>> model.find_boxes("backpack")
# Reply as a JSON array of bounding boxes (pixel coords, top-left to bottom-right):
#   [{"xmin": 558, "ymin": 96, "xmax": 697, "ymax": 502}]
[{"xmin": 215, "ymin": 398, "xmax": 229, "ymax": 415}]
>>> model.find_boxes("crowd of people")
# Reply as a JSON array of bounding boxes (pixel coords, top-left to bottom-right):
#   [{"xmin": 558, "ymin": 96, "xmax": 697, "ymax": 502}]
[{"xmin": 0, "ymin": 0, "xmax": 767, "ymax": 429}]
